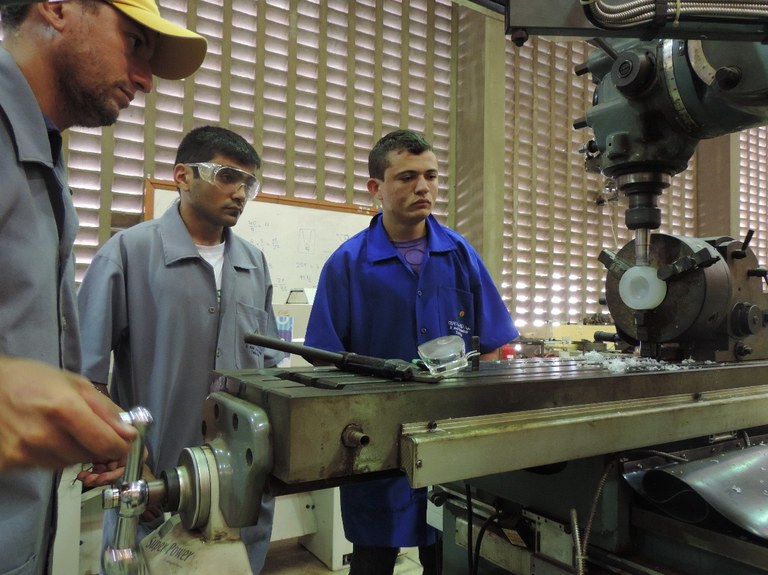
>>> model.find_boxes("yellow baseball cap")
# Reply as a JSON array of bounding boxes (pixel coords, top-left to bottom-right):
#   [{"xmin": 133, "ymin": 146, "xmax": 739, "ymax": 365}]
[{"xmin": 109, "ymin": 0, "xmax": 207, "ymax": 80}]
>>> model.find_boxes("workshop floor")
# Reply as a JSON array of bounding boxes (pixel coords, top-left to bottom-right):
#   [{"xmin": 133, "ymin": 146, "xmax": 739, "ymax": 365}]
[{"xmin": 262, "ymin": 539, "xmax": 422, "ymax": 575}]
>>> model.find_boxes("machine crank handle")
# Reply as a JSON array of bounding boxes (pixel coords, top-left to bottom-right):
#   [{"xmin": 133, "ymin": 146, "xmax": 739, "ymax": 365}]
[
  {"xmin": 102, "ymin": 407, "xmax": 153, "ymax": 575},
  {"xmin": 594, "ymin": 331, "xmax": 621, "ymax": 343},
  {"xmin": 747, "ymin": 267, "xmax": 768, "ymax": 287},
  {"xmin": 732, "ymin": 229, "xmax": 755, "ymax": 260},
  {"xmin": 594, "ymin": 330, "xmax": 638, "ymax": 352}
]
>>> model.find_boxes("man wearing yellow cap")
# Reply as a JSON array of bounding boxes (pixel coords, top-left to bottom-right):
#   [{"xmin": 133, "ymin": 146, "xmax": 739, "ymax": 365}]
[{"xmin": 0, "ymin": 1, "xmax": 206, "ymax": 573}]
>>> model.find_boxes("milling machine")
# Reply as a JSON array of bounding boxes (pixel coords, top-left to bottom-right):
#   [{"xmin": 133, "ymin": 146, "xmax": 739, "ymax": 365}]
[
  {"xmin": 576, "ymin": 32, "xmax": 768, "ymax": 362},
  {"xmin": 103, "ymin": 3, "xmax": 768, "ymax": 574}
]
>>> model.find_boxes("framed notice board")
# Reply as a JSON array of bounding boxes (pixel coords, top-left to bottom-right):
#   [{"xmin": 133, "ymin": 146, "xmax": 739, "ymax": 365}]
[{"xmin": 144, "ymin": 179, "xmax": 377, "ymax": 305}]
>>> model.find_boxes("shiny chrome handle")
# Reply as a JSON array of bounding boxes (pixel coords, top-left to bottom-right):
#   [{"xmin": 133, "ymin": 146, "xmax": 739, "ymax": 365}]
[{"xmin": 102, "ymin": 407, "xmax": 153, "ymax": 575}]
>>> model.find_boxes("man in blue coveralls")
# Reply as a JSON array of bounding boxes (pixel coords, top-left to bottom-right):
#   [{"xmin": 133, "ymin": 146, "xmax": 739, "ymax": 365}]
[{"xmin": 304, "ymin": 129, "xmax": 518, "ymax": 575}]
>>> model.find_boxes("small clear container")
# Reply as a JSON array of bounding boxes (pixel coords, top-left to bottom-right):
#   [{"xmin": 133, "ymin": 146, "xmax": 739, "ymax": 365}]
[{"xmin": 417, "ymin": 335, "xmax": 478, "ymax": 377}]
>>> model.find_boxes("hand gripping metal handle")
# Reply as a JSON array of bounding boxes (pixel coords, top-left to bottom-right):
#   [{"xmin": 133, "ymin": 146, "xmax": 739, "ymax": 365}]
[{"xmin": 101, "ymin": 407, "xmax": 153, "ymax": 575}]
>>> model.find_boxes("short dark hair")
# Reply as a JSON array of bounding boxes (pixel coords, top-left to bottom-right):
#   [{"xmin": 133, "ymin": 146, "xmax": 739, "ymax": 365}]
[
  {"xmin": 0, "ymin": 5, "xmax": 29, "ymax": 30},
  {"xmin": 175, "ymin": 125, "xmax": 260, "ymax": 169},
  {"xmin": 368, "ymin": 129, "xmax": 433, "ymax": 180}
]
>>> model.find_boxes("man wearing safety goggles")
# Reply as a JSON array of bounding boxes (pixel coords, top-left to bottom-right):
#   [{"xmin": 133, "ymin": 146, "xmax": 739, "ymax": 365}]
[
  {"xmin": 187, "ymin": 162, "xmax": 262, "ymax": 202},
  {"xmin": 78, "ymin": 125, "xmax": 284, "ymax": 574}
]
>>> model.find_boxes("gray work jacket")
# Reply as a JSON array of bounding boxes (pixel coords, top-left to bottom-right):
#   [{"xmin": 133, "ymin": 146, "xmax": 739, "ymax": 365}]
[
  {"xmin": 78, "ymin": 202, "xmax": 283, "ymax": 476},
  {"xmin": 0, "ymin": 48, "xmax": 81, "ymax": 575}
]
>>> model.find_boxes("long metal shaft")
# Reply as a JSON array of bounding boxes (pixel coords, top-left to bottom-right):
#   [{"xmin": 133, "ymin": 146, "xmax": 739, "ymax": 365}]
[{"xmin": 244, "ymin": 333, "xmax": 418, "ymax": 380}]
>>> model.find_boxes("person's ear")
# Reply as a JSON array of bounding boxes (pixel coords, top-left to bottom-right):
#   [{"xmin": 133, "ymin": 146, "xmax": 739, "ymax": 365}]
[
  {"xmin": 36, "ymin": 0, "xmax": 70, "ymax": 33},
  {"xmin": 367, "ymin": 178, "xmax": 381, "ymax": 201},
  {"xmin": 173, "ymin": 164, "xmax": 191, "ymax": 192}
]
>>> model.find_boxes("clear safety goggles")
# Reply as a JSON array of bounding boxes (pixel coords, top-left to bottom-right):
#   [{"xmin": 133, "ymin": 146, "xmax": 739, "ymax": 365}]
[{"xmin": 188, "ymin": 162, "xmax": 261, "ymax": 201}]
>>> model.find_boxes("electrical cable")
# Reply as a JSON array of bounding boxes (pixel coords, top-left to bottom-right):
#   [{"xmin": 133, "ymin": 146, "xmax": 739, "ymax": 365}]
[
  {"xmin": 571, "ymin": 508, "xmax": 585, "ymax": 575},
  {"xmin": 472, "ymin": 509, "xmax": 504, "ymax": 575},
  {"xmin": 584, "ymin": 0, "xmax": 768, "ymax": 29},
  {"xmin": 581, "ymin": 459, "xmax": 616, "ymax": 559}
]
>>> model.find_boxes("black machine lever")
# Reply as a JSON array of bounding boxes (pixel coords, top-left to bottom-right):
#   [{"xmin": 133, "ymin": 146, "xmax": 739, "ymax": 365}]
[
  {"xmin": 244, "ymin": 333, "xmax": 419, "ymax": 381},
  {"xmin": 748, "ymin": 267, "xmax": 768, "ymax": 287},
  {"xmin": 594, "ymin": 331, "xmax": 621, "ymax": 343},
  {"xmin": 732, "ymin": 229, "xmax": 755, "ymax": 260}
]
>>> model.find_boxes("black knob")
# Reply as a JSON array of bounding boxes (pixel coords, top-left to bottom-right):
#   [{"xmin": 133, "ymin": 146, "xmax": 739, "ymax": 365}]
[
  {"xmin": 509, "ymin": 29, "xmax": 528, "ymax": 47},
  {"xmin": 735, "ymin": 343, "xmax": 753, "ymax": 358},
  {"xmin": 732, "ymin": 302, "xmax": 763, "ymax": 337},
  {"xmin": 612, "ymin": 51, "xmax": 655, "ymax": 97}
]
